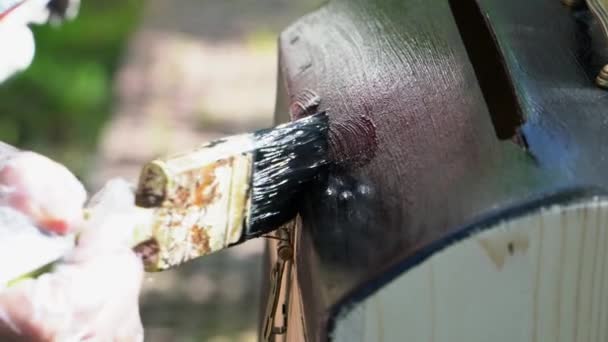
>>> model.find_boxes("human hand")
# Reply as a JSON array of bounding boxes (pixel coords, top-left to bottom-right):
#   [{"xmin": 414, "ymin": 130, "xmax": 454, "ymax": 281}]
[
  {"xmin": 0, "ymin": 147, "xmax": 144, "ymax": 341},
  {"xmin": 0, "ymin": 0, "xmax": 80, "ymax": 83}
]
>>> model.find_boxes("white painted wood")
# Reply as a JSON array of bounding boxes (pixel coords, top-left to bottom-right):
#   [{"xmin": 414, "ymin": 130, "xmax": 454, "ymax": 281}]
[{"xmin": 332, "ymin": 198, "xmax": 608, "ymax": 342}]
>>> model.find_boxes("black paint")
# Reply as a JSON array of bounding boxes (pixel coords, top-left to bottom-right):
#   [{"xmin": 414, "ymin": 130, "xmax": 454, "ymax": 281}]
[
  {"xmin": 270, "ymin": 0, "xmax": 608, "ymax": 340},
  {"xmin": 449, "ymin": 0, "xmax": 524, "ymax": 141},
  {"xmin": 248, "ymin": 112, "xmax": 329, "ymax": 238}
]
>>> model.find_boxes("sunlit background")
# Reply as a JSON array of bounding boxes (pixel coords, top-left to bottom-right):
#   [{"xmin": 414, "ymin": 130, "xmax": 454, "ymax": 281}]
[{"xmin": 0, "ymin": 0, "xmax": 323, "ymax": 340}]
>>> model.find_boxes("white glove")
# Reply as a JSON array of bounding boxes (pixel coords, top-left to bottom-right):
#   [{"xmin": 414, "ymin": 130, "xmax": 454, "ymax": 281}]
[
  {"xmin": 0, "ymin": 148, "xmax": 144, "ymax": 341},
  {"xmin": 0, "ymin": 0, "xmax": 80, "ymax": 83}
]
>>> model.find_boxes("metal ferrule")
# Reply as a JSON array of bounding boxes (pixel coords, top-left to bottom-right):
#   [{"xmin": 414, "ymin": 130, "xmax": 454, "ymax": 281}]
[{"xmin": 135, "ymin": 134, "xmax": 255, "ymax": 271}]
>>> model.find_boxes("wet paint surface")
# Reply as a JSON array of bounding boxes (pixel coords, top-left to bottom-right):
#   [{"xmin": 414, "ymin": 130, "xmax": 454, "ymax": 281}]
[
  {"xmin": 271, "ymin": 0, "xmax": 608, "ymax": 339},
  {"xmin": 328, "ymin": 115, "xmax": 378, "ymax": 168},
  {"xmin": 289, "ymin": 89, "xmax": 378, "ymax": 168},
  {"xmin": 279, "ymin": 0, "xmax": 549, "ymax": 318}
]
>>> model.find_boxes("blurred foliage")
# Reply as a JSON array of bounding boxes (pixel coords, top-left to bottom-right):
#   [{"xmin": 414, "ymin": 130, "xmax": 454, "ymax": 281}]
[
  {"xmin": 0, "ymin": 0, "xmax": 144, "ymax": 178},
  {"xmin": 244, "ymin": 29, "xmax": 277, "ymax": 53}
]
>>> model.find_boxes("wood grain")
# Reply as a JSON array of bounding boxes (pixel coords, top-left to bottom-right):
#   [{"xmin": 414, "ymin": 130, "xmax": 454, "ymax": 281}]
[
  {"xmin": 332, "ymin": 198, "xmax": 608, "ymax": 342},
  {"xmin": 275, "ymin": 0, "xmax": 554, "ymax": 339},
  {"xmin": 268, "ymin": 0, "xmax": 608, "ymax": 340}
]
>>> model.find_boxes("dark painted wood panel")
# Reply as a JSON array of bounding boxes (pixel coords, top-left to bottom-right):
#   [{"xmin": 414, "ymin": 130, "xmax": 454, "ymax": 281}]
[
  {"xmin": 476, "ymin": 0, "xmax": 608, "ymax": 184},
  {"xmin": 273, "ymin": 0, "xmax": 571, "ymax": 340}
]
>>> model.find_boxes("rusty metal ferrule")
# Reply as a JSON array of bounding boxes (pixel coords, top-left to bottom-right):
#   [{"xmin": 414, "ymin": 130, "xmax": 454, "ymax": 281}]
[{"xmin": 135, "ymin": 134, "xmax": 256, "ymax": 271}]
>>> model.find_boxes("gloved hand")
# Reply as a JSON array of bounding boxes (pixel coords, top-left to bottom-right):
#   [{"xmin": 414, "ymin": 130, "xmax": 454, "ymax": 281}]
[
  {"xmin": 0, "ymin": 0, "xmax": 80, "ymax": 83},
  {"xmin": 0, "ymin": 147, "xmax": 144, "ymax": 341}
]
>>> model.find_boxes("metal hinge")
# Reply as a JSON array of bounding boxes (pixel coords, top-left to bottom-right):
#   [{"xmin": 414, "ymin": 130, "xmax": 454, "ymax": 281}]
[{"xmin": 262, "ymin": 226, "xmax": 294, "ymax": 342}]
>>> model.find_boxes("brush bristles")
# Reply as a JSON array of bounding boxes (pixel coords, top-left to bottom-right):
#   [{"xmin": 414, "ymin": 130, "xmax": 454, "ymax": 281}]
[{"xmin": 246, "ymin": 112, "xmax": 329, "ymax": 237}]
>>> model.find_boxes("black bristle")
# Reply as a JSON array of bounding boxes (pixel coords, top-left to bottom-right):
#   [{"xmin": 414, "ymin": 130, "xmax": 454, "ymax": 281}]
[{"xmin": 246, "ymin": 112, "xmax": 329, "ymax": 237}]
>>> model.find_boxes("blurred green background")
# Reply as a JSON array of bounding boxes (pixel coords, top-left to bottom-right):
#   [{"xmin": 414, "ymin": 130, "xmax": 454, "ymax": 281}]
[
  {"xmin": 0, "ymin": 0, "xmax": 323, "ymax": 341},
  {"xmin": 0, "ymin": 0, "xmax": 145, "ymax": 177}
]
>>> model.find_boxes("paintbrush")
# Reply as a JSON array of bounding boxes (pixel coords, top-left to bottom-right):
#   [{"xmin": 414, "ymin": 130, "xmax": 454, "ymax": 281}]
[{"xmin": 1, "ymin": 112, "xmax": 328, "ymax": 286}]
